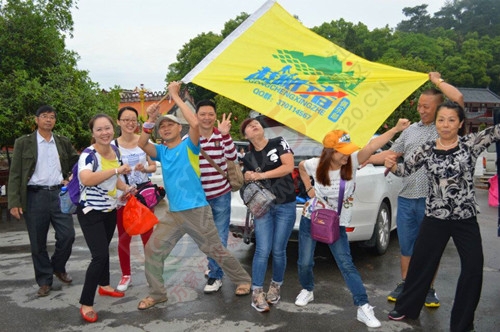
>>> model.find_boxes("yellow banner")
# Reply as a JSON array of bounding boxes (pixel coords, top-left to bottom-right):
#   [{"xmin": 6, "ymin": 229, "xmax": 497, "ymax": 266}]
[{"xmin": 183, "ymin": 0, "xmax": 428, "ymax": 147}]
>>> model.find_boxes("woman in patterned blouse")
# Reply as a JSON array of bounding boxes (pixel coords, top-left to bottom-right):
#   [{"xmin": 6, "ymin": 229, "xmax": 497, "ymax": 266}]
[{"xmin": 385, "ymin": 101, "xmax": 500, "ymax": 332}]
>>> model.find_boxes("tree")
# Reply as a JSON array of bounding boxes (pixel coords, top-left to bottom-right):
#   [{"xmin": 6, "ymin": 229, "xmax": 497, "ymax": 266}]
[
  {"xmin": 0, "ymin": 0, "xmax": 119, "ymax": 152},
  {"xmin": 435, "ymin": 0, "xmax": 500, "ymax": 38},
  {"xmin": 166, "ymin": 32, "xmax": 223, "ymax": 102},
  {"xmin": 221, "ymin": 13, "xmax": 249, "ymax": 38},
  {"xmin": 396, "ymin": 4, "xmax": 433, "ymax": 33},
  {"xmin": 166, "ymin": 15, "xmax": 253, "ymax": 131}
]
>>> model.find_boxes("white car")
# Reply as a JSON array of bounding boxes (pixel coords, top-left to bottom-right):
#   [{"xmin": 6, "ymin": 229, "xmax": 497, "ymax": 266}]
[
  {"xmin": 229, "ymin": 115, "xmax": 403, "ymax": 255},
  {"xmin": 483, "ymin": 143, "xmax": 497, "ymax": 176},
  {"xmin": 150, "ymin": 161, "xmax": 164, "ymax": 187}
]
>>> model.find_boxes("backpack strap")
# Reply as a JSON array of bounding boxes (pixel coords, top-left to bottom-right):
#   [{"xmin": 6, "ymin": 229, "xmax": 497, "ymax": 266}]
[
  {"xmin": 113, "ymin": 139, "xmax": 129, "ymax": 185},
  {"xmin": 85, "ymin": 145, "xmax": 122, "ymax": 173},
  {"xmin": 81, "ymin": 147, "xmax": 98, "ymax": 172}
]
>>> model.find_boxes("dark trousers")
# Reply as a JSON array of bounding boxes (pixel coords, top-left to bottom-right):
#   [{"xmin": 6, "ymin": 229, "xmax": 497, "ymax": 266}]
[
  {"xmin": 25, "ymin": 189, "xmax": 75, "ymax": 286},
  {"xmin": 77, "ymin": 207, "xmax": 117, "ymax": 306},
  {"xmin": 395, "ymin": 216, "xmax": 483, "ymax": 332}
]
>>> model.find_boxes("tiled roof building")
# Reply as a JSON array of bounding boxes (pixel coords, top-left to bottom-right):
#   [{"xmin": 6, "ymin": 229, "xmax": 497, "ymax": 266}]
[{"xmin": 458, "ymin": 87, "xmax": 500, "ymax": 132}]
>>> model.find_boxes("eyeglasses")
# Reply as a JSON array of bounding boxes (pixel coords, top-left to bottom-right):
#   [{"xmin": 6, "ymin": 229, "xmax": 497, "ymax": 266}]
[
  {"xmin": 119, "ymin": 118, "xmax": 138, "ymax": 124},
  {"xmin": 38, "ymin": 114, "xmax": 56, "ymax": 120}
]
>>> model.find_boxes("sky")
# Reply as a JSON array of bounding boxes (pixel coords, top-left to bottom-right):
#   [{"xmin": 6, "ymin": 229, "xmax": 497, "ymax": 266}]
[{"xmin": 65, "ymin": 0, "xmax": 448, "ymax": 92}]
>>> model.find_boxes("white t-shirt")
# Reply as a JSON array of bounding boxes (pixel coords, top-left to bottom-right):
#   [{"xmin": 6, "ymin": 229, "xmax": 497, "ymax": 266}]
[
  {"xmin": 302, "ymin": 152, "xmax": 359, "ymax": 226},
  {"xmin": 112, "ymin": 142, "xmax": 149, "ymax": 185}
]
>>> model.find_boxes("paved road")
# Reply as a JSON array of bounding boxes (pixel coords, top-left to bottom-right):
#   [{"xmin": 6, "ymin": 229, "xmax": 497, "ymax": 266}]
[{"xmin": 0, "ymin": 189, "xmax": 498, "ymax": 331}]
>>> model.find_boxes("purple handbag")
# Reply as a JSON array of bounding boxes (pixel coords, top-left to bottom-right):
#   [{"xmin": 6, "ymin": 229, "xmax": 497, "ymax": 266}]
[{"xmin": 310, "ymin": 179, "xmax": 345, "ymax": 244}]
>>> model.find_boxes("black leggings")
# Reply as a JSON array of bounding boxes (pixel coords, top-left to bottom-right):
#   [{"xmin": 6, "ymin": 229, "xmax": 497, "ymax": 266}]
[
  {"xmin": 77, "ymin": 207, "xmax": 117, "ymax": 306},
  {"xmin": 395, "ymin": 216, "xmax": 483, "ymax": 332}
]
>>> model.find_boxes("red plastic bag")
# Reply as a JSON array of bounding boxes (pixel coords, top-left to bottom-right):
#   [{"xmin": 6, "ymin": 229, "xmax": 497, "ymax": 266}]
[
  {"xmin": 488, "ymin": 175, "xmax": 499, "ymax": 207},
  {"xmin": 123, "ymin": 195, "xmax": 159, "ymax": 235}
]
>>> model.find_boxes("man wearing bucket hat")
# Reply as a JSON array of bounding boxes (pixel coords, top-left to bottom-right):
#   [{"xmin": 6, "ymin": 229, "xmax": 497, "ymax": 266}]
[
  {"xmin": 294, "ymin": 119, "xmax": 410, "ymax": 328},
  {"xmin": 136, "ymin": 81, "xmax": 251, "ymax": 310}
]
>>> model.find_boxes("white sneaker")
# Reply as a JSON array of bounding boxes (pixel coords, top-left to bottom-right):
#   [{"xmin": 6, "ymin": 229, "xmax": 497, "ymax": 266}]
[
  {"xmin": 295, "ymin": 289, "xmax": 314, "ymax": 306},
  {"xmin": 204, "ymin": 278, "xmax": 222, "ymax": 293},
  {"xmin": 357, "ymin": 303, "xmax": 381, "ymax": 328},
  {"xmin": 117, "ymin": 275, "xmax": 131, "ymax": 291}
]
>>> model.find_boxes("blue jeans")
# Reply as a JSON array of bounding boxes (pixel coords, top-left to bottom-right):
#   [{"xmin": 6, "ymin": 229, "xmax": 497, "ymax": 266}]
[
  {"xmin": 207, "ymin": 191, "xmax": 231, "ymax": 280},
  {"xmin": 252, "ymin": 201, "xmax": 296, "ymax": 289},
  {"xmin": 396, "ymin": 197, "xmax": 426, "ymax": 256},
  {"xmin": 297, "ymin": 215, "xmax": 369, "ymax": 306}
]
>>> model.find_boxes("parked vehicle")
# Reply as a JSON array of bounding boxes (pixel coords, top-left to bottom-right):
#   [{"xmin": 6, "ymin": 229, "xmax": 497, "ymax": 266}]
[
  {"xmin": 229, "ymin": 115, "xmax": 403, "ymax": 255},
  {"xmin": 483, "ymin": 143, "xmax": 497, "ymax": 176}
]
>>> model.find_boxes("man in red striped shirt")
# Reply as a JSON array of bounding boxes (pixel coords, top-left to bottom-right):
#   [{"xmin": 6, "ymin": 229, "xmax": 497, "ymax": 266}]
[{"xmin": 196, "ymin": 100, "xmax": 238, "ymax": 293}]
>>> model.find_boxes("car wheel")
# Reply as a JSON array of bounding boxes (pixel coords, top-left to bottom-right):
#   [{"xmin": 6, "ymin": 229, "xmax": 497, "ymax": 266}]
[{"xmin": 370, "ymin": 201, "xmax": 391, "ymax": 255}]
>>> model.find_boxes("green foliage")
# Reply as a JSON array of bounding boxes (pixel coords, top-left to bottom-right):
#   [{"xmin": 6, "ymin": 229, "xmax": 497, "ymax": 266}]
[
  {"xmin": 221, "ymin": 13, "xmax": 249, "ymax": 38},
  {"xmin": 166, "ymin": 32, "xmax": 223, "ymax": 101},
  {"xmin": 0, "ymin": 0, "xmax": 119, "ymax": 151},
  {"xmin": 434, "ymin": 0, "xmax": 500, "ymax": 38},
  {"xmin": 213, "ymin": 95, "xmax": 251, "ymax": 141},
  {"xmin": 397, "ymin": 4, "xmax": 433, "ymax": 33}
]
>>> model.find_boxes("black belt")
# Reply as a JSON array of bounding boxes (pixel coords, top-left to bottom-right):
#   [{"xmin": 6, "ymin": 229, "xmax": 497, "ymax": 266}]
[{"xmin": 27, "ymin": 184, "xmax": 63, "ymax": 191}]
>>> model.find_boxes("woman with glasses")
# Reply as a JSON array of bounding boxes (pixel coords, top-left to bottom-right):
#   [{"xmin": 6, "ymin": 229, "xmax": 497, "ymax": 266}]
[{"xmin": 113, "ymin": 106, "xmax": 157, "ymax": 292}]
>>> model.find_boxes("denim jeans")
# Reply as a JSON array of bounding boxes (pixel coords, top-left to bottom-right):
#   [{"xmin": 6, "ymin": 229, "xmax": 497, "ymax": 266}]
[
  {"xmin": 252, "ymin": 201, "xmax": 296, "ymax": 289},
  {"xmin": 396, "ymin": 197, "xmax": 426, "ymax": 256},
  {"xmin": 297, "ymin": 215, "xmax": 369, "ymax": 306},
  {"xmin": 207, "ymin": 191, "xmax": 231, "ymax": 279}
]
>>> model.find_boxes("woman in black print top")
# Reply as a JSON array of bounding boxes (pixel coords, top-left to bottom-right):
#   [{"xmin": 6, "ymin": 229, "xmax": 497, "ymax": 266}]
[{"xmin": 385, "ymin": 101, "xmax": 500, "ymax": 332}]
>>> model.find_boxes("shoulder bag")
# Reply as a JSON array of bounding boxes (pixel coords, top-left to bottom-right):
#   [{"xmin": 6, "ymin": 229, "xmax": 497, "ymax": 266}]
[
  {"xmin": 240, "ymin": 180, "xmax": 276, "ymax": 218},
  {"xmin": 310, "ymin": 179, "xmax": 345, "ymax": 244},
  {"xmin": 115, "ymin": 139, "xmax": 165, "ymax": 209},
  {"xmin": 200, "ymin": 148, "xmax": 244, "ymax": 192},
  {"xmin": 239, "ymin": 152, "xmax": 276, "ymax": 218}
]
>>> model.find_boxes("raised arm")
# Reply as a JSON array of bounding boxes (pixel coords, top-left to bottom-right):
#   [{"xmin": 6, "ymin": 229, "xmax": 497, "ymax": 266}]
[
  {"xmin": 429, "ymin": 72, "xmax": 464, "ymax": 108},
  {"xmin": 168, "ymin": 81, "xmax": 199, "ymax": 145},
  {"xmin": 357, "ymin": 119, "xmax": 410, "ymax": 165},
  {"xmin": 138, "ymin": 104, "xmax": 159, "ymax": 159}
]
